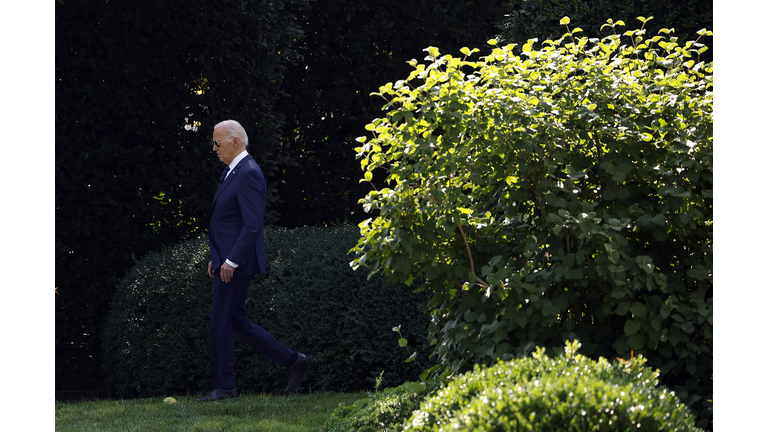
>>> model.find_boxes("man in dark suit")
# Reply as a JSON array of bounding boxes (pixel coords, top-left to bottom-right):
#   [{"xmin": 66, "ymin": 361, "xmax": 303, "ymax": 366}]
[{"xmin": 196, "ymin": 120, "xmax": 311, "ymax": 402}]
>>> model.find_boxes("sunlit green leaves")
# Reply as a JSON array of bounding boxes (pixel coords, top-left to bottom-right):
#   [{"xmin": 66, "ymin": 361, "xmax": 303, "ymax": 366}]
[{"xmin": 350, "ymin": 15, "xmax": 712, "ymax": 429}]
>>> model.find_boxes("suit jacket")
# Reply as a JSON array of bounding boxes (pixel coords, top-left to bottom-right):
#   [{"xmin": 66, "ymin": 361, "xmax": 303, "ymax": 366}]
[{"xmin": 209, "ymin": 153, "xmax": 267, "ymax": 276}]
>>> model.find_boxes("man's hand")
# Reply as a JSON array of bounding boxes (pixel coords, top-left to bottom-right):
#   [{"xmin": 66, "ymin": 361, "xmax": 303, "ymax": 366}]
[
  {"xmin": 220, "ymin": 262, "xmax": 236, "ymax": 283},
  {"xmin": 208, "ymin": 261, "xmax": 215, "ymax": 279}
]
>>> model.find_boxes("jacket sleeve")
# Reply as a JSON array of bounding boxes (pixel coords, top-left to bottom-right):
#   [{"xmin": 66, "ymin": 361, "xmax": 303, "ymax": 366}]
[{"xmin": 226, "ymin": 167, "xmax": 265, "ymax": 267}]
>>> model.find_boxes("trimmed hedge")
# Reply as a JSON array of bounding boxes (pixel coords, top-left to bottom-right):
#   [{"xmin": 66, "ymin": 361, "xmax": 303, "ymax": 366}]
[
  {"xmin": 404, "ymin": 341, "xmax": 700, "ymax": 431},
  {"xmin": 102, "ymin": 225, "xmax": 433, "ymax": 398}
]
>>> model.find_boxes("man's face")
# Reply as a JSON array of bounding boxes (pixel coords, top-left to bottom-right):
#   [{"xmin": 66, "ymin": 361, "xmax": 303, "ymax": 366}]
[{"xmin": 212, "ymin": 127, "xmax": 240, "ymax": 166}]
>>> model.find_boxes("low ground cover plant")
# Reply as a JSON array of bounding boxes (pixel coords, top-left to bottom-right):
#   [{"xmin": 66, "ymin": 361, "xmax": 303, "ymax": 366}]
[{"xmin": 323, "ymin": 380, "xmax": 442, "ymax": 432}]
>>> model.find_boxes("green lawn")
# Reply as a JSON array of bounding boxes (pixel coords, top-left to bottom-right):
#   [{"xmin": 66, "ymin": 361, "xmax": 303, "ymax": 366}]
[{"xmin": 55, "ymin": 392, "xmax": 367, "ymax": 432}]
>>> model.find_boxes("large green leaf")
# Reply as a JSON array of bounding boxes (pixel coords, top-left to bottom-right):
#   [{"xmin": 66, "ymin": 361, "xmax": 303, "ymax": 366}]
[{"xmin": 624, "ymin": 320, "xmax": 642, "ymax": 336}]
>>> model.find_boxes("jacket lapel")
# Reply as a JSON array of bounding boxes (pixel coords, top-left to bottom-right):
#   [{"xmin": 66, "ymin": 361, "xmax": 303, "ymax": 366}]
[{"xmin": 212, "ymin": 154, "xmax": 253, "ymax": 206}]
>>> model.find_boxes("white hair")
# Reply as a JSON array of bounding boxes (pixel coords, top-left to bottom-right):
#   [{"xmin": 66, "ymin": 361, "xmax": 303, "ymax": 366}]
[{"xmin": 214, "ymin": 120, "xmax": 249, "ymax": 148}]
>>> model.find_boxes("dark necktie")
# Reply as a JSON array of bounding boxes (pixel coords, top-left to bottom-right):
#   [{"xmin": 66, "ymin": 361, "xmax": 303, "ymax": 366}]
[{"xmin": 220, "ymin": 167, "xmax": 231, "ymax": 185}]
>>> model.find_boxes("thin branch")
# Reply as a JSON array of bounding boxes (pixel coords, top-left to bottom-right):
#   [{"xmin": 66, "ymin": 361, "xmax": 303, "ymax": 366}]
[
  {"xmin": 457, "ymin": 222, "xmax": 490, "ymax": 288},
  {"xmin": 457, "ymin": 222, "xmax": 475, "ymax": 274}
]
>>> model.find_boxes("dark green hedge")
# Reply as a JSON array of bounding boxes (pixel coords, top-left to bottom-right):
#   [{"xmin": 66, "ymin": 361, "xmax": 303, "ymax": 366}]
[{"xmin": 102, "ymin": 225, "xmax": 433, "ymax": 398}]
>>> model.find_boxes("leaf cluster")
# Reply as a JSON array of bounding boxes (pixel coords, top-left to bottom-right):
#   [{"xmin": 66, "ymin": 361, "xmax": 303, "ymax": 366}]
[{"xmin": 351, "ymin": 18, "xmax": 712, "ymax": 429}]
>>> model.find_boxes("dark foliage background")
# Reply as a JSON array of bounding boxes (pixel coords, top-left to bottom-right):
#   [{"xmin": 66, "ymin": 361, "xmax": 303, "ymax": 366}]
[
  {"xmin": 102, "ymin": 225, "xmax": 432, "ymax": 398},
  {"xmin": 500, "ymin": 0, "xmax": 713, "ymax": 63},
  {"xmin": 55, "ymin": 0, "xmax": 304, "ymax": 391}
]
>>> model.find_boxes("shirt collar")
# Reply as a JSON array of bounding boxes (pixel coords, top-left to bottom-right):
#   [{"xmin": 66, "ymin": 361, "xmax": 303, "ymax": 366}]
[{"xmin": 228, "ymin": 149, "xmax": 249, "ymax": 171}]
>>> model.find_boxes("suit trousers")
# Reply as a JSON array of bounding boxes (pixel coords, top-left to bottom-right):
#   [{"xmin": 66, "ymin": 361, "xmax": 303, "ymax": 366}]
[{"xmin": 210, "ymin": 269, "xmax": 295, "ymax": 390}]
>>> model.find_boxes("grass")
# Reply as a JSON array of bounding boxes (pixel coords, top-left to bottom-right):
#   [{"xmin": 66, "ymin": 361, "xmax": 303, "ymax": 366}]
[{"xmin": 55, "ymin": 392, "xmax": 368, "ymax": 432}]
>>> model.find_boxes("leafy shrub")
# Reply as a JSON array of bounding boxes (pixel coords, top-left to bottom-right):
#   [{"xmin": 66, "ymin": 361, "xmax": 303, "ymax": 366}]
[
  {"xmin": 324, "ymin": 380, "xmax": 441, "ymax": 432},
  {"xmin": 403, "ymin": 340, "xmax": 700, "ymax": 431},
  {"xmin": 102, "ymin": 225, "xmax": 432, "ymax": 398},
  {"xmin": 352, "ymin": 18, "xmax": 712, "ymax": 429}
]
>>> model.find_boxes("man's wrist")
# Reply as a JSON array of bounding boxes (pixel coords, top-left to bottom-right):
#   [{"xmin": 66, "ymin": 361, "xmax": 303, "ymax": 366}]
[{"xmin": 225, "ymin": 259, "xmax": 239, "ymax": 268}]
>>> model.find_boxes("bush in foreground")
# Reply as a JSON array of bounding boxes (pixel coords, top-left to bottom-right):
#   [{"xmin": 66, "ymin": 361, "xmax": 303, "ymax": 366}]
[
  {"xmin": 403, "ymin": 340, "xmax": 700, "ymax": 431},
  {"xmin": 102, "ymin": 225, "xmax": 432, "ymax": 398}
]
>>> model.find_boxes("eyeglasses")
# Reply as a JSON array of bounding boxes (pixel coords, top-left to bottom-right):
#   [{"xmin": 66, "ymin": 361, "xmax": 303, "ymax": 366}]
[{"xmin": 212, "ymin": 136, "xmax": 235, "ymax": 148}]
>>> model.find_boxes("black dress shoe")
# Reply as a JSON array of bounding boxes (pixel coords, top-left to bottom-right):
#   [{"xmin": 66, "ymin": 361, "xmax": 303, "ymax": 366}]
[
  {"xmin": 195, "ymin": 387, "xmax": 240, "ymax": 401},
  {"xmin": 285, "ymin": 353, "xmax": 312, "ymax": 395}
]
